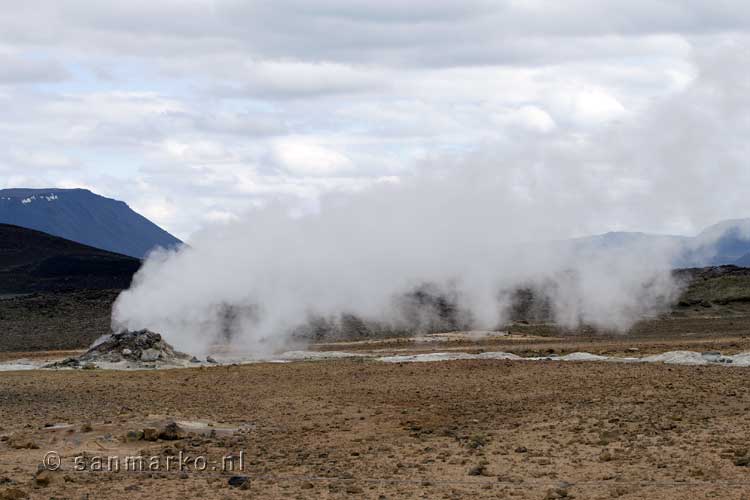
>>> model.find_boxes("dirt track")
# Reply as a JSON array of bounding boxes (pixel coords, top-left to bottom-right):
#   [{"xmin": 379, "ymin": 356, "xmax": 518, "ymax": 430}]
[{"xmin": 2, "ymin": 352, "xmax": 750, "ymax": 499}]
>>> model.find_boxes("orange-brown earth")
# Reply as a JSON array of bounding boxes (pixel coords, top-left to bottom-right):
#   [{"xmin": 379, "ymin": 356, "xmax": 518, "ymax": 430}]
[{"xmin": 3, "ymin": 334, "xmax": 750, "ymax": 499}]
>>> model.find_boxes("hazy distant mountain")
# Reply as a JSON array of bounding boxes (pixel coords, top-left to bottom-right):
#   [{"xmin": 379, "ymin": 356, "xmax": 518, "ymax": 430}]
[
  {"xmin": 0, "ymin": 188, "xmax": 181, "ymax": 258},
  {"xmin": 687, "ymin": 219, "xmax": 750, "ymax": 266},
  {"xmin": 573, "ymin": 219, "xmax": 750, "ymax": 268}
]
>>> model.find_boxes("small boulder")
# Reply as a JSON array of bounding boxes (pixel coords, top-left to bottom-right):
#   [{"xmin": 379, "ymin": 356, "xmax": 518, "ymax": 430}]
[
  {"xmin": 32, "ymin": 470, "xmax": 58, "ymax": 488},
  {"xmin": 142, "ymin": 428, "xmax": 159, "ymax": 442},
  {"xmin": 228, "ymin": 476, "xmax": 250, "ymax": 488},
  {"xmin": 159, "ymin": 422, "xmax": 184, "ymax": 441},
  {"xmin": 468, "ymin": 464, "xmax": 487, "ymax": 476},
  {"xmin": 544, "ymin": 487, "xmax": 571, "ymax": 499},
  {"xmin": 124, "ymin": 430, "xmax": 144, "ymax": 442}
]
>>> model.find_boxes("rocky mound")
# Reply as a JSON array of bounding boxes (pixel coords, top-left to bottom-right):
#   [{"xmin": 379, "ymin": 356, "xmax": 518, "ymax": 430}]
[
  {"xmin": 82, "ymin": 329, "xmax": 190, "ymax": 363},
  {"xmin": 47, "ymin": 329, "xmax": 190, "ymax": 368}
]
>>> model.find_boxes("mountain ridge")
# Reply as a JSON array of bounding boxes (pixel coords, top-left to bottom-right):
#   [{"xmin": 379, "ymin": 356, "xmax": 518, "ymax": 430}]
[
  {"xmin": 0, "ymin": 223, "xmax": 141, "ymax": 293},
  {"xmin": 0, "ymin": 188, "xmax": 180, "ymax": 258},
  {"xmin": 573, "ymin": 219, "xmax": 750, "ymax": 268}
]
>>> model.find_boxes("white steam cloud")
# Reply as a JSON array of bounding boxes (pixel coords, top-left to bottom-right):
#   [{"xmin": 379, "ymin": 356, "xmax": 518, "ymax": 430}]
[
  {"xmin": 112, "ymin": 45, "xmax": 747, "ymax": 355},
  {"xmin": 111, "ymin": 163, "xmax": 682, "ymax": 355}
]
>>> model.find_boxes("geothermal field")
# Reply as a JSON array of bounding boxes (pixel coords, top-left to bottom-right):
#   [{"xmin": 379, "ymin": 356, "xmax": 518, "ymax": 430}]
[
  {"xmin": 3, "ymin": 2, "xmax": 750, "ymax": 500},
  {"xmin": 3, "ymin": 266, "xmax": 750, "ymax": 499}
]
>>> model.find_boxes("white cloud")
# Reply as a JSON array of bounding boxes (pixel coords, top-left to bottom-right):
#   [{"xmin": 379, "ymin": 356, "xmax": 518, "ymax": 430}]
[
  {"xmin": 271, "ymin": 138, "xmax": 353, "ymax": 177},
  {"xmin": 0, "ymin": 51, "xmax": 70, "ymax": 84},
  {"xmin": 0, "ymin": 1, "xmax": 748, "ymax": 238},
  {"xmin": 570, "ymin": 88, "xmax": 627, "ymax": 124}
]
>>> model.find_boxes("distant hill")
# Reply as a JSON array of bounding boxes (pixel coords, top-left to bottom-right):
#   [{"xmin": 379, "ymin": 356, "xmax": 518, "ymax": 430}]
[
  {"xmin": 0, "ymin": 188, "xmax": 181, "ymax": 258},
  {"xmin": 571, "ymin": 219, "xmax": 750, "ymax": 268},
  {"xmin": 0, "ymin": 223, "xmax": 141, "ymax": 293},
  {"xmin": 686, "ymin": 219, "xmax": 750, "ymax": 266}
]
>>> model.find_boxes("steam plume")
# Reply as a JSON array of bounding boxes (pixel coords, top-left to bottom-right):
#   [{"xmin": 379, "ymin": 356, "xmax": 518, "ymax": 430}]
[{"xmin": 112, "ymin": 47, "xmax": 747, "ymax": 355}]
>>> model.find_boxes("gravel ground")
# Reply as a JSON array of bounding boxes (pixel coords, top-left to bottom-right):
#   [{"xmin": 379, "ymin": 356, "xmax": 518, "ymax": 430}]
[{"xmin": 2, "ymin": 351, "xmax": 750, "ymax": 499}]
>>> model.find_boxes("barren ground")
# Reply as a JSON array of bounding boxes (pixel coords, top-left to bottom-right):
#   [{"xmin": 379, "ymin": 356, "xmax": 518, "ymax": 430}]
[{"xmin": 3, "ymin": 327, "xmax": 750, "ymax": 499}]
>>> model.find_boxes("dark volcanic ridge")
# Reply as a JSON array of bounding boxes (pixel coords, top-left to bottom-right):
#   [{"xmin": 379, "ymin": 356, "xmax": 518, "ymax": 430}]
[{"xmin": 0, "ymin": 223, "xmax": 141, "ymax": 294}]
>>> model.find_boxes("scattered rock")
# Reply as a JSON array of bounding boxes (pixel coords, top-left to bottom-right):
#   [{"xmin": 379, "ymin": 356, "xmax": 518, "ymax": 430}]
[
  {"xmin": 124, "ymin": 430, "xmax": 144, "ymax": 442},
  {"xmin": 206, "ymin": 356, "xmax": 218, "ymax": 364},
  {"xmin": 32, "ymin": 470, "xmax": 58, "ymax": 488},
  {"xmin": 544, "ymin": 487, "xmax": 571, "ymax": 499},
  {"xmin": 734, "ymin": 456, "xmax": 750, "ymax": 467},
  {"xmin": 468, "ymin": 464, "xmax": 487, "ymax": 476},
  {"xmin": 514, "ymin": 446, "xmax": 528, "ymax": 453},
  {"xmin": 159, "ymin": 422, "xmax": 184, "ymax": 441},
  {"xmin": 467, "ymin": 433, "xmax": 489, "ymax": 449},
  {"xmin": 122, "ymin": 348, "xmax": 132, "ymax": 356},
  {"xmin": 190, "ymin": 356, "xmax": 200, "ymax": 363},
  {"xmin": 143, "ymin": 428, "xmax": 159, "ymax": 442},
  {"xmin": 46, "ymin": 357, "xmax": 80, "ymax": 369},
  {"xmin": 80, "ymin": 423, "xmax": 93, "ymax": 433},
  {"xmin": 227, "ymin": 476, "xmax": 250, "ymax": 488}
]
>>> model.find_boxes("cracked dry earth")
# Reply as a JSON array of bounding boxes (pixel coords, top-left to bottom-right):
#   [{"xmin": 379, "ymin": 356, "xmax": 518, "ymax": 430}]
[{"xmin": 2, "ymin": 359, "xmax": 750, "ymax": 499}]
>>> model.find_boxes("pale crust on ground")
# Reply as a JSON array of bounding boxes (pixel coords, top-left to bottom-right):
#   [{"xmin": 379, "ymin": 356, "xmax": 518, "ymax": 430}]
[{"xmin": 2, "ymin": 340, "xmax": 750, "ymax": 499}]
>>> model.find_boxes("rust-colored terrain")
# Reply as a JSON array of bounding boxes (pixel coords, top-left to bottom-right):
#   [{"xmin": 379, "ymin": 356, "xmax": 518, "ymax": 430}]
[{"xmin": 3, "ymin": 326, "xmax": 750, "ymax": 499}]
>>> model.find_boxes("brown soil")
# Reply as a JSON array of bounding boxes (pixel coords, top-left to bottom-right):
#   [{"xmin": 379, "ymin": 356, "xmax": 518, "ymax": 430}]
[{"xmin": 2, "ymin": 344, "xmax": 750, "ymax": 499}]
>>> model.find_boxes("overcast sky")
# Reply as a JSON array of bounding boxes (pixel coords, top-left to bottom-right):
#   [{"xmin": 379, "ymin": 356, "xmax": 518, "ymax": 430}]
[{"xmin": 1, "ymin": 1, "xmax": 749, "ymax": 239}]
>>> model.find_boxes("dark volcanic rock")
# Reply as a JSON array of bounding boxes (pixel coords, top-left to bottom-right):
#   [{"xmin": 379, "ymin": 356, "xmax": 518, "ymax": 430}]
[
  {"xmin": 159, "ymin": 422, "xmax": 185, "ymax": 440},
  {"xmin": 228, "ymin": 476, "xmax": 250, "ymax": 488},
  {"xmin": 80, "ymin": 330, "xmax": 189, "ymax": 363},
  {"xmin": 46, "ymin": 329, "xmax": 189, "ymax": 367}
]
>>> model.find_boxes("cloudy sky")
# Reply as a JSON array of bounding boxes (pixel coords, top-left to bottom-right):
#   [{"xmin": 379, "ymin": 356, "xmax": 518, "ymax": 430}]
[{"xmin": 1, "ymin": 1, "xmax": 749, "ymax": 239}]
